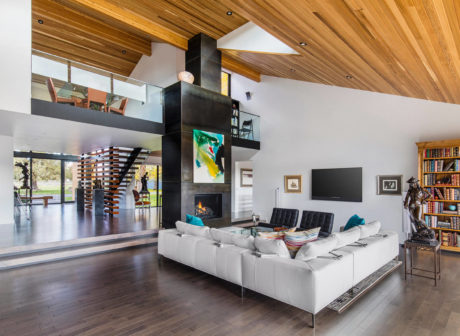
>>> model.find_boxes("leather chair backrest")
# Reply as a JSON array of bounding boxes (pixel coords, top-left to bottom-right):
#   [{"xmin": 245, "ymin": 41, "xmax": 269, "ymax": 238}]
[
  {"xmin": 299, "ymin": 210, "xmax": 334, "ymax": 236},
  {"xmin": 269, "ymin": 208, "xmax": 299, "ymax": 228}
]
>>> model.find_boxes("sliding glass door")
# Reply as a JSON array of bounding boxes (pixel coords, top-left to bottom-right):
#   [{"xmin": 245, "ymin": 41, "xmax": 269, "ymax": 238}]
[
  {"xmin": 31, "ymin": 159, "xmax": 61, "ymax": 204},
  {"xmin": 64, "ymin": 161, "xmax": 78, "ymax": 202}
]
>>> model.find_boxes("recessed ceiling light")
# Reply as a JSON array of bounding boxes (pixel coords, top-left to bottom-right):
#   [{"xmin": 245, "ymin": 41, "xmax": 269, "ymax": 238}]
[
  {"xmin": 226, "ymin": 11, "xmax": 233, "ymax": 16},
  {"xmin": 121, "ymin": 50, "xmax": 127, "ymax": 54},
  {"xmin": 299, "ymin": 42, "xmax": 307, "ymax": 46},
  {"xmin": 38, "ymin": 19, "xmax": 44, "ymax": 24},
  {"xmin": 346, "ymin": 75, "xmax": 353, "ymax": 79}
]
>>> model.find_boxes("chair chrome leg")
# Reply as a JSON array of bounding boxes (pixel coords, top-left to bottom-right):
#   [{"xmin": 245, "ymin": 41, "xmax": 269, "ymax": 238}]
[
  {"xmin": 311, "ymin": 313, "xmax": 315, "ymax": 328},
  {"xmin": 241, "ymin": 286, "xmax": 245, "ymax": 298}
]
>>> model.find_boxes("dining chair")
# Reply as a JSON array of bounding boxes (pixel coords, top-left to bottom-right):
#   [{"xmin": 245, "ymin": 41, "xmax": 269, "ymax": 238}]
[
  {"xmin": 82, "ymin": 88, "xmax": 107, "ymax": 112},
  {"xmin": 108, "ymin": 98, "xmax": 128, "ymax": 115},
  {"xmin": 47, "ymin": 78, "xmax": 78, "ymax": 106}
]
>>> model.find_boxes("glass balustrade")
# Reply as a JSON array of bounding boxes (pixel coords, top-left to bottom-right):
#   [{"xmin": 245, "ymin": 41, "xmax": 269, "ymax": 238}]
[
  {"xmin": 31, "ymin": 50, "xmax": 163, "ymax": 123},
  {"xmin": 237, "ymin": 111, "xmax": 260, "ymax": 141}
]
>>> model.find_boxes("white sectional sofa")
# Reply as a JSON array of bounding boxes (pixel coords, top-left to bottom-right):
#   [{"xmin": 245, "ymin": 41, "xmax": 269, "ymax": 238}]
[{"xmin": 158, "ymin": 222, "xmax": 399, "ymax": 328}]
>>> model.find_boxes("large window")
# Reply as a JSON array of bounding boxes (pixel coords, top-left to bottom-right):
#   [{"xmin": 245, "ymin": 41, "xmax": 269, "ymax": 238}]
[
  {"xmin": 135, "ymin": 164, "xmax": 162, "ymax": 207},
  {"xmin": 32, "ymin": 158, "xmax": 61, "ymax": 204},
  {"xmin": 14, "ymin": 152, "xmax": 79, "ymax": 204}
]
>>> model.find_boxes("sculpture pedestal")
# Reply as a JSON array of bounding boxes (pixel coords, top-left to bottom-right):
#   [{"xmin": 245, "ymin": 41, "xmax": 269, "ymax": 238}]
[
  {"xmin": 92, "ymin": 189, "xmax": 105, "ymax": 216},
  {"xmin": 75, "ymin": 188, "xmax": 85, "ymax": 211}
]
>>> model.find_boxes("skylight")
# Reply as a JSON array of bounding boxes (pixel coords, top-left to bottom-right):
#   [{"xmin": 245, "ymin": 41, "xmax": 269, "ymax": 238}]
[{"xmin": 217, "ymin": 22, "xmax": 298, "ymax": 55}]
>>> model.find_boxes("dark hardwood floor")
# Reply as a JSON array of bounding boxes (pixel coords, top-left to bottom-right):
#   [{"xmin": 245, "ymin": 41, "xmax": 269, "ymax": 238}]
[
  {"xmin": 0, "ymin": 246, "xmax": 459, "ymax": 336},
  {"xmin": 0, "ymin": 204, "xmax": 160, "ymax": 248}
]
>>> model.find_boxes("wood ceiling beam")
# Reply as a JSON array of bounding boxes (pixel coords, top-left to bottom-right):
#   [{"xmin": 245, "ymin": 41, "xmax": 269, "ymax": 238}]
[
  {"xmin": 222, "ymin": 54, "xmax": 261, "ymax": 82},
  {"xmin": 64, "ymin": 0, "xmax": 189, "ymax": 50},
  {"xmin": 34, "ymin": 0, "xmax": 151, "ymax": 56}
]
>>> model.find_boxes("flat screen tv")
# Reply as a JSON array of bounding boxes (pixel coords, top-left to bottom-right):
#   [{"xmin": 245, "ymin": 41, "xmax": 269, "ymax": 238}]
[{"xmin": 312, "ymin": 167, "xmax": 362, "ymax": 202}]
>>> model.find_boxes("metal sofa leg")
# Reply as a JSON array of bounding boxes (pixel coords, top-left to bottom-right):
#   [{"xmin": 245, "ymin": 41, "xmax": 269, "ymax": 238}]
[
  {"xmin": 311, "ymin": 313, "xmax": 315, "ymax": 328},
  {"xmin": 158, "ymin": 254, "xmax": 162, "ymax": 266}
]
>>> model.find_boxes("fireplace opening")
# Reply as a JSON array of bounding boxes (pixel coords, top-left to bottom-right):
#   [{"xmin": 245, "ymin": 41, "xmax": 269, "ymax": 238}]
[{"xmin": 194, "ymin": 194, "xmax": 222, "ymax": 220}]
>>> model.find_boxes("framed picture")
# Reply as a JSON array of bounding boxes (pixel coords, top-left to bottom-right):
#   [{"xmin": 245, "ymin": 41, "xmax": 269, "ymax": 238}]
[
  {"xmin": 377, "ymin": 175, "xmax": 402, "ymax": 195},
  {"xmin": 193, "ymin": 129, "xmax": 225, "ymax": 183},
  {"xmin": 240, "ymin": 168, "xmax": 253, "ymax": 187},
  {"xmin": 285, "ymin": 175, "xmax": 302, "ymax": 193}
]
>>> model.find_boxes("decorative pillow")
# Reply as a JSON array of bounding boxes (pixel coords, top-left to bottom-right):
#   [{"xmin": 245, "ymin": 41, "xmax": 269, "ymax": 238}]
[
  {"xmin": 257, "ymin": 231, "xmax": 284, "ymax": 240},
  {"xmin": 295, "ymin": 236, "xmax": 338, "ymax": 261},
  {"xmin": 344, "ymin": 214, "xmax": 365, "ymax": 231},
  {"xmin": 284, "ymin": 227, "xmax": 321, "ymax": 258},
  {"xmin": 175, "ymin": 221, "xmax": 210, "ymax": 238},
  {"xmin": 254, "ymin": 237, "xmax": 290, "ymax": 258},
  {"xmin": 232, "ymin": 234, "xmax": 255, "ymax": 250},
  {"xmin": 331, "ymin": 227, "xmax": 360, "ymax": 249},
  {"xmin": 210, "ymin": 228, "xmax": 235, "ymax": 244},
  {"xmin": 185, "ymin": 214, "xmax": 204, "ymax": 226},
  {"xmin": 359, "ymin": 220, "xmax": 381, "ymax": 238}
]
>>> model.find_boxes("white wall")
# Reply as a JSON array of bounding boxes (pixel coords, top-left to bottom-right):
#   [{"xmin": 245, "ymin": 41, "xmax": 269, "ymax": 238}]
[
  {"xmin": 130, "ymin": 43, "xmax": 185, "ymax": 88},
  {"xmin": 0, "ymin": 0, "xmax": 31, "ymax": 114},
  {"xmin": 230, "ymin": 74, "xmax": 460, "ymax": 242},
  {"xmin": 0, "ymin": 136, "xmax": 14, "ymax": 224}
]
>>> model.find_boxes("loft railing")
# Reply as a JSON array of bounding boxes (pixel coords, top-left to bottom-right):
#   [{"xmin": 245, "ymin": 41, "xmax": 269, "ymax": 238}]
[
  {"xmin": 31, "ymin": 50, "xmax": 163, "ymax": 123},
  {"xmin": 232, "ymin": 110, "xmax": 260, "ymax": 142}
]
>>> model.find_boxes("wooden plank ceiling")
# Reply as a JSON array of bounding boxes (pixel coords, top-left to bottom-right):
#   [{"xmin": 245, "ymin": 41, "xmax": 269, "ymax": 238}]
[{"xmin": 33, "ymin": 0, "xmax": 460, "ymax": 104}]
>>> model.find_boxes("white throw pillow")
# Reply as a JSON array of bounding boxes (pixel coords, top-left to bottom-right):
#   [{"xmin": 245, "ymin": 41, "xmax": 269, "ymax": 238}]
[
  {"xmin": 359, "ymin": 220, "xmax": 381, "ymax": 238},
  {"xmin": 210, "ymin": 228, "xmax": 235, "ymax": 244},
  {"xmin": 175, "ymin": 221, "xmax": 210, "ymax": 239},
  {"xmin": 331, "ymin": 227, "xmax": 360, "ymax": 249},
  {"xmin": 254, "ymin": 237, "xmax": 290, "ymax": 258},
  {"xmin": 295, "ymin": 236, "xmax": 338, "ymax": 261},
  {"xmin": 232, "ymin": 234, "xmax": 255, "ymax": 250}
]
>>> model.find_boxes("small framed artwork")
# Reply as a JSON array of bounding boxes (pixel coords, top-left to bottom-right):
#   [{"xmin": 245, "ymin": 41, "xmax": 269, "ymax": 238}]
[
  {"xmin": 285, "ymin": 175, "xmax": 302, "ymax": 193},
  {"xmin": 241, "ymin": 169, "xmax": 253, "ymax": 187},
  {"xmin": 377, "ymin": 175, "xmax": 402, "ymax": 195}
]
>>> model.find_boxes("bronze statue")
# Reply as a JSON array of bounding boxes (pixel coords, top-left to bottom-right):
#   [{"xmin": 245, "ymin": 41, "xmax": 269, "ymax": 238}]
[
  {"xmin": 93, "ymin": 179, "xmax": 103, "ymax": 189},
  {"xmin": 140, "ymin": 173, "xmax": 148, "ymax": 193},
  {"xmin": 404, "ymin": 177, "xmax": 437, "ymax": 244},
  {"xmin": 15, "ymin": 162, "xmax": 30, "ymax": 189}
]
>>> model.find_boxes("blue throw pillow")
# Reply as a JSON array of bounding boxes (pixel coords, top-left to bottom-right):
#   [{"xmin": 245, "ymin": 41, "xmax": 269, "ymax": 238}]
[
  {"xmin": 186, "ymin": 214, "xmax": 204, "ymax": 226},
  {"xmin": 344, "ymin": 214, "xmax": 365, "ymax": 231}
]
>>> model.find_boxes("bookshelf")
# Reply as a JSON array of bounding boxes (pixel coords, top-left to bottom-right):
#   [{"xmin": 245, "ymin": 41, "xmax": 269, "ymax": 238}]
[
  {"xmin": 231, "ymin": 99, "xmax": 239, "ymax": 138},
  {"xmin": 417, "ymin": 139, "xmax": 460, "ymax": 252}
]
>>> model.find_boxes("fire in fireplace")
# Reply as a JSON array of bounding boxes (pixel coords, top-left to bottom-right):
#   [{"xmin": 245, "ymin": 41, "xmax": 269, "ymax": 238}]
[{"xmin": 194, "ymin": 194, "xmax": 222, "ymax": 220}]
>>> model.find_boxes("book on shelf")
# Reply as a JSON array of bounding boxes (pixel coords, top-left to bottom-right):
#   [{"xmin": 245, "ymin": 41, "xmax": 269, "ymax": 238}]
[
  {"xmin": 424, "ymin": 146, "xmax": 460, "ymax": 158},
  {"xmin": 439, "ymin": 231, "xmax": 459, "ymax": 247},
  {"xmin": 426, "ymin": 215, "xmax": 459, "ymax": 229}
]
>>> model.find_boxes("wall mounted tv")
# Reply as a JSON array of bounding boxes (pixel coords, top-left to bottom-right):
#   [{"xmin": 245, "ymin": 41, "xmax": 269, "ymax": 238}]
[{"xmin": 311, "ymin": 167, "xmax": 362, "ymax": 202}]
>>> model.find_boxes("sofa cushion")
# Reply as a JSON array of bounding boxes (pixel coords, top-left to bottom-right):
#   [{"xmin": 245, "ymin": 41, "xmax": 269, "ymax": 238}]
[
  {"xmin": 216, "ymin": 245, "xmax": 250, "ymax": 285},
  {"xmin": 336, "ymin": 230, "xmax": 399, "ymax": 284},
  {"xmin": 194, "ymin": 238, "xmax": 218, "ymax": 276},
  {"xmin": 232, "ymin": 234, "xmax": 255, "ymax": 250},
  {"xmin": 254, "ymin": 237, "xmax": 290, "ymax": 258},
  {"xmin": 359, "ymin": 220, "xmax": 381, "ymax": 238},
  {"xmin": 331, "ymin": 227, "xmax": 360, "ymax": 249},
  {"xmin": 186, "ymin": 214, "xmax": 204, "ymax": 226},
  {"xmin": 284, "ymin": 227, "xmax": 321, "ymax": 258},
  {"xmin": 242, "ymin": 248, "xmax": 354, "ymax": 314},
  {"xmin": 210, "ymin": 228, "xmax": 235, "ymax": 245},
  {"xmin": 176, "ymin": 221, "xmax": 211, "ymax": 239},
  {"xmin": 295, "ymin": 236, "xmax": 338, "ymax": 261}
]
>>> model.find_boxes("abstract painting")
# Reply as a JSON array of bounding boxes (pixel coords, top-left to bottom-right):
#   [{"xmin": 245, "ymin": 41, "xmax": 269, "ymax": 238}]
[{"xmin": 193, "ymin": 129, "xmax": 225, "ymax": 183}]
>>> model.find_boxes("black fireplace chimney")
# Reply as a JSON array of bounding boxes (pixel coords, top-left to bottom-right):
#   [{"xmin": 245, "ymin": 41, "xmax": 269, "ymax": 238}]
[{"xmin": 186, "ymin": 33, "xmax": 222, "ymax": 93}]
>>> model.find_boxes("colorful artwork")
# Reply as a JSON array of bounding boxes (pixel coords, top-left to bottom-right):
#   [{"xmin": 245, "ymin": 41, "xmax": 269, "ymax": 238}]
[{"xmin": 193, "ymin": 129, "xmax": 225, "ymax": 183}]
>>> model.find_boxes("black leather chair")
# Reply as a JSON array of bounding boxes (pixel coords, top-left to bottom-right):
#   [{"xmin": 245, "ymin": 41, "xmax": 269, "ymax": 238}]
[
  {"xmin": 259, "ymin": 208, "xmax": 299, "ymax": 229},
  {"xmin": 299, "ymin": 210, "xmax": 334, "ymax": 237}
]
